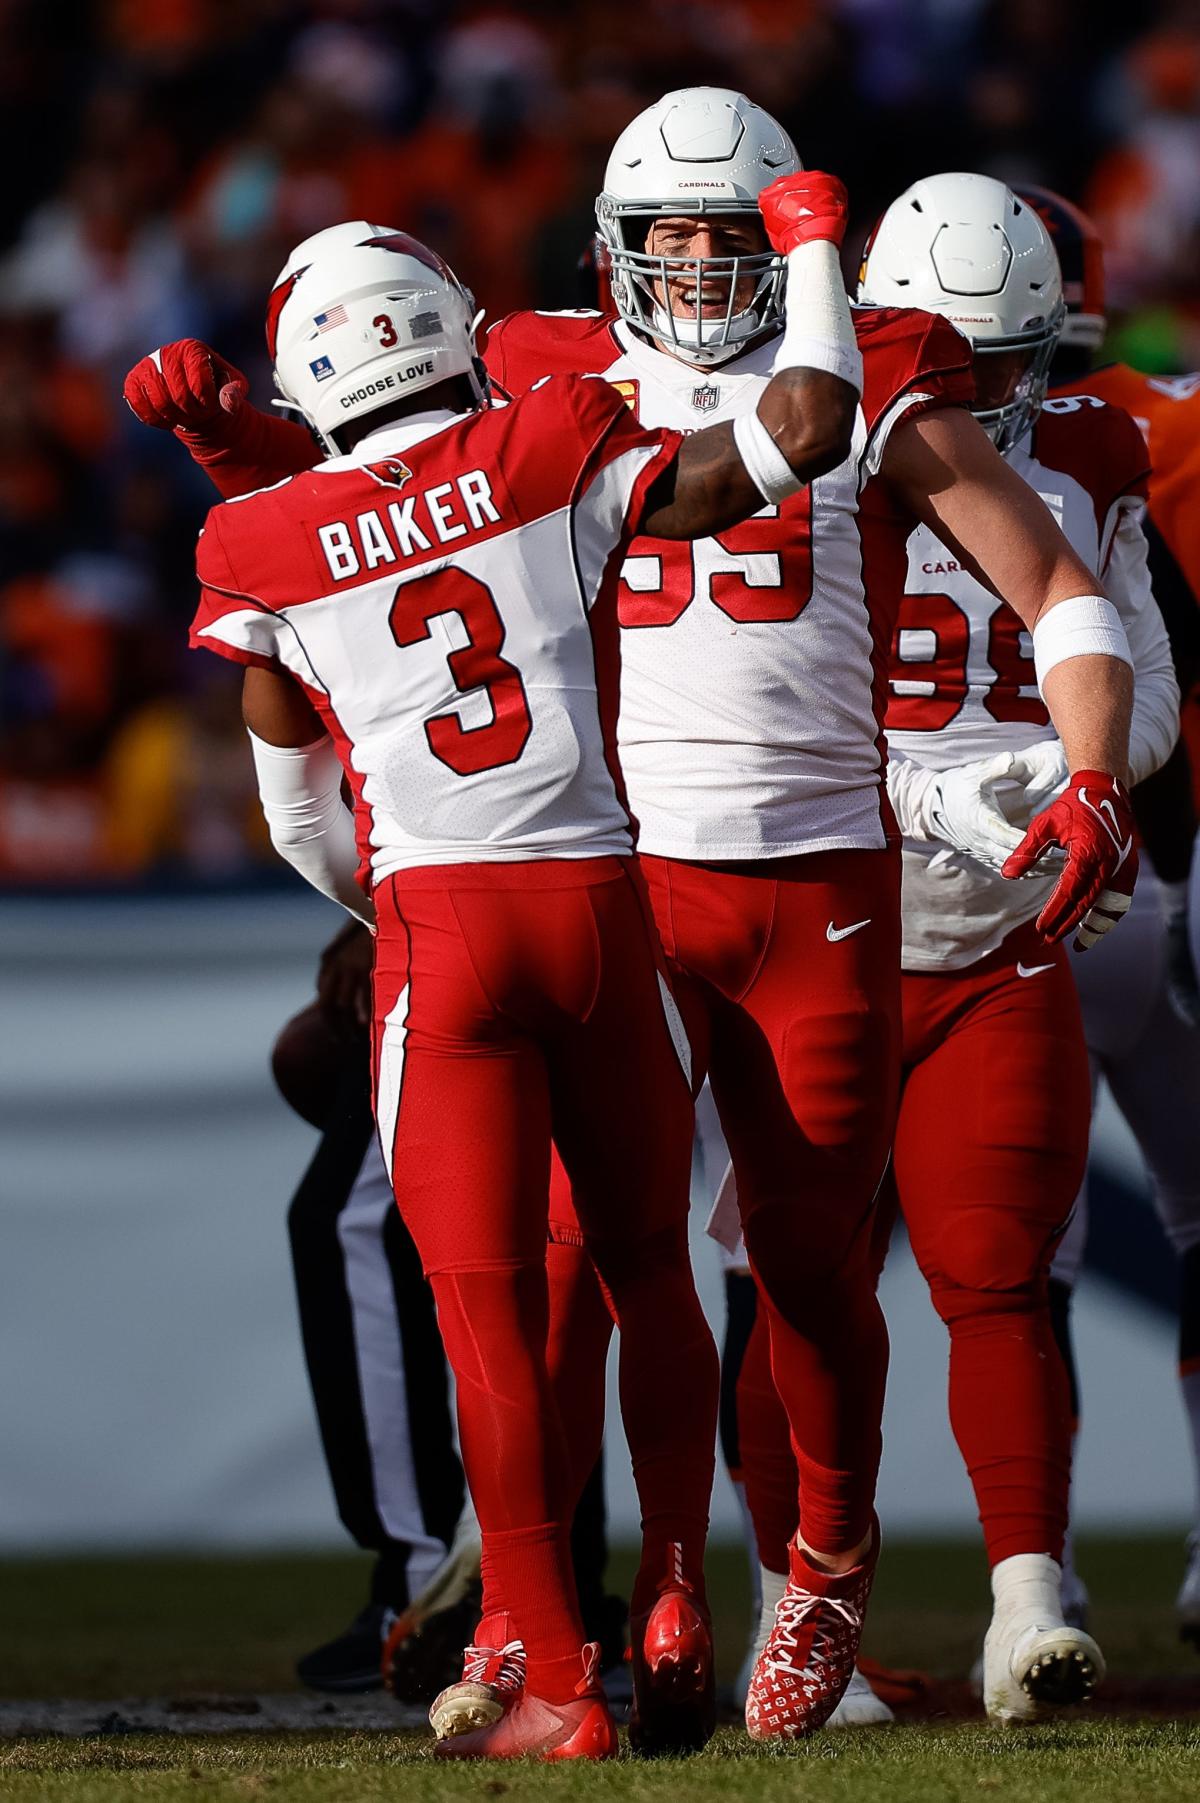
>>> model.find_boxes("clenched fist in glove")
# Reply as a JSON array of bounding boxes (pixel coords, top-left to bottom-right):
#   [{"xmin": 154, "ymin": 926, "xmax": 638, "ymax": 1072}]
[
  {"xmin": 758, "ymin": 171, "xmax": 851, "ymax": 253},
  {"xmin": 123, "ymin": 340, "xmax": 250, "ymax": 434},
  {"xmin": 123, "ymin": 339, "xmax": 317, "ymax": 500},
  {"xmin": 1002, "ymin": 770, "xmax": 1138, "ymax": 949}
]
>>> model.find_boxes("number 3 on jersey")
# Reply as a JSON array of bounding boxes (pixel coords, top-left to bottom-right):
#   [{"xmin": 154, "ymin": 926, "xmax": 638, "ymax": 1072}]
[{"xmin": 390, "ymin": 566, "xmax": 533, "ymax": 775}]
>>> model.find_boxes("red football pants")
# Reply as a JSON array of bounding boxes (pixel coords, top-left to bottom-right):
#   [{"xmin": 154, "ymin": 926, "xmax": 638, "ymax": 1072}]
[
  {"xmin": 655, "ymin": 848, "xmax": 900, "ymax": 1556},
  {"xmin": 736, "ymin": 920, "xmax": 1090, "ymax": 1571},
  {"xmin": 372, "ymin": 857, "xmax": 717, "ymax": 1693}
]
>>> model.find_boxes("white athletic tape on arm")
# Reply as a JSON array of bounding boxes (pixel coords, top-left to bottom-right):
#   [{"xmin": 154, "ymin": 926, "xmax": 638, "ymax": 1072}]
[
  {"xmin": 1032, "ymin": 594, "xmax": 1132, "ymax": 688},
  {"xmin": 733, "ymin": 407, "xmax": 803, "ymax": 506},
  {"xmin": 775, "ymin": 242, "xmax": 863, "ymax": 393},
  {"xmin": 248, "ymin": 729, "xmax": 374, "ymax": 925}
]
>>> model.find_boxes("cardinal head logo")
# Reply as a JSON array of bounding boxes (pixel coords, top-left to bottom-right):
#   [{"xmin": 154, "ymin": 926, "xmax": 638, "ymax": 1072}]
[{"xmin": 366, "ymin": 458, "xmax": 413, "ymax": 490}]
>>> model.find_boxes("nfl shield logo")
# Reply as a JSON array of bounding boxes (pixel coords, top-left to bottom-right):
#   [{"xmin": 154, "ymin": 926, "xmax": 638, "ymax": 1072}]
[
  {"xmin": 691, "ymin": 383, "xmax": 720, "ymax": 412},
  {"xmin": 309, "ymin": 354, "xmax": 335, "ymax": 382}
]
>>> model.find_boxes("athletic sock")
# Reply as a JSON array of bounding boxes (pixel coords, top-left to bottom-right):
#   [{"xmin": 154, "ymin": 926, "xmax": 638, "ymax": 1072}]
[
  {"xmin": 588, "ymin": 1225, "xmax": 718, "ymax": 1618},
  {"xmin": 736, "ymin": 1304, "xmax": 799, "ymax": 1571},
  {"xmin": 545, "ymin": 1228, "xmax": 614, "ymax": 1504},
  {"xmin": 484, "ymin": 1522, "xmax": 584, "ymax": 1700},
  {"xmin": 430, "ymin": 1267, "xmax": 584, "ymax": 1680},
  {"xmin": 1179, "ymin": 1246, "xmax": 1200, "ymax": 1515},
  {"xmin": 990, "ymin": 1551, "xmax": 1064, "ymax": 1625},
  {"xmin": 754, "ymin": 1563, "xmax": 788, "ymax": 1660},
  {"xmin": 946, "ymin": 1303, "xmax": 1072, "ymax": 1566}
]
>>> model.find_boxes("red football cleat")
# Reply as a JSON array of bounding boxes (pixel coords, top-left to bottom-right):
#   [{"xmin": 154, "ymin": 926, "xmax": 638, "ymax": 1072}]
[
  {"xmin": 434, "ymin": 1643, "xmax": 617, "ymax": 1761},
  {"xmin": 745, "ymin": 1525, "xmax": 879, "ymax": 1740},
  {"xmin": 629, "ymin": 1584, "xmax": 715, "ymax": 1754},
  {"xmin": 428, "ymin": 1612, "xmax": 526, "ymax": 1740}
]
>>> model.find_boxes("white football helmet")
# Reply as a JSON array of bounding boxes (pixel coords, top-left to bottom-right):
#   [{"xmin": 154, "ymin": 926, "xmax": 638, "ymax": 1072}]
[
  {"xmin": 596, "ymin": 87, "xmax": 800, "ymax": 367},
  {"xmin": 268, "ymin": 221, "xmax": 485, "ymax": 454},
  {"xmin": 859, "ymin": 173, "xmax": 1065, "ymax": 453}
]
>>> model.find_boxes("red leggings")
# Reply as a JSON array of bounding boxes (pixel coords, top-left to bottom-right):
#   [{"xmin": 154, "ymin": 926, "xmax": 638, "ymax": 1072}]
[
  {"xmin": 373, "ymin": 858, "xmax": 717, "ymax": 1694},
  {"xmin": 737, "ymin": 922, "xmax": 1090, "ymax": 1571},
  {"xmin": 549, "ymin": 847, "xmax": 901, "ymax": 1559}
]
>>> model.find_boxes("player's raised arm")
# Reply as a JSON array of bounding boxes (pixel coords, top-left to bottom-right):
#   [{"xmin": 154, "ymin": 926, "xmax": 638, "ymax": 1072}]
[
  {"xmin": 639, "ymin": 172, "xmax": 861, "ymax": 540},
  {"xmin": 124, "ymin": 338, "xmax": 319, "ymax": 499}
]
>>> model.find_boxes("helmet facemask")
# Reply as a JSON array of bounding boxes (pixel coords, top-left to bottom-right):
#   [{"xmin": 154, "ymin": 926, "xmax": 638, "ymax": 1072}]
[
  {"xmin": 597, "ymin": 195, "xmax": 785, "ymax": 367},
  {"xmin": 968, "ymin": 301, "xmax": 1066, "ymax": 454}
]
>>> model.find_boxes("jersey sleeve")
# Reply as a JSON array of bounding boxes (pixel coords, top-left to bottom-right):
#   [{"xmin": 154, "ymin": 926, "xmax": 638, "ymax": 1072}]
[
  {"xmin": 484, "ymin": 308, "xmax": 617, "ymax": 399},
  {"xmin": 1034, "ymin": 398, "xmax": 1152, "ymax": 565},
  {"xmin": 856, "ymin": 308, "xmax": 976, "ymax": 476},
  {"xmin": 179, "ymin": 409, "xmax": 320, "ymax": 501},
  {"xmin": 563, "ymin": 377, "xmax": 682, "ymax": 608},
  {"xmin": 1103, "ymin": 504, "xmax": 1180, "ymax": 784},
  {"xmin": 190, "ymin": 506, "xmax": 282, "ymax": 670}
]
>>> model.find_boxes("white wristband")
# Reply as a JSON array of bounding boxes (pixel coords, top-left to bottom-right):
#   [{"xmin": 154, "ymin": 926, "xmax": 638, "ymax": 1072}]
[
  {"xmin": 733, "ymin": 407, "xmax": 803, "ymax": 506},
  {"xmin": 775, "ymin": 242, "xmax": 863, "ymax": 394},
  {"xmin": 1032, "ymin": 594, "xmax": 1132, "ymax": 688}
]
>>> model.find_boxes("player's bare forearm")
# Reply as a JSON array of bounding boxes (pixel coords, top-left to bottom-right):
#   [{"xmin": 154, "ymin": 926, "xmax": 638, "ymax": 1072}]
[
  {"xmin": 885, "ymin": 405, "xmax": 1133, "ymax": 776},
  {"xmin": 883, "ymin": 408, "xmax": 1099, "ymax": 624},
  {"xmin": 1039, "ymin": 654, "xmax": 1133, "ymax": 785},
  {"xmin": 243, "ymin": 663, "xmax": 327, "ymax": 747},
  {"xmin": 641, "ymin": 368, "xmax": 858, "ymax": 540}
]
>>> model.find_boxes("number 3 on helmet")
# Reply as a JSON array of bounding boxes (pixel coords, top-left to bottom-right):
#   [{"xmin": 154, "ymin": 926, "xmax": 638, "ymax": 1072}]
[{"xmin": 267, "ymin": 221, "xmax": 486, "ymax": 454}]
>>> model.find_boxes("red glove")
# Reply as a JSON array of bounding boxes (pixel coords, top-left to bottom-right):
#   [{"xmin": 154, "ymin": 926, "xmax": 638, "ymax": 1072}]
[
  {"xmin": 123, "ymin": 339, "xmax": 249, "ymax": 434},
  {"xmin": 758, "ymin": 171, "xmax": 851, "ymax": 254},
  {"xmin": 1002, "ymin": 769, "xmax": 1138, "ymax": 949}
]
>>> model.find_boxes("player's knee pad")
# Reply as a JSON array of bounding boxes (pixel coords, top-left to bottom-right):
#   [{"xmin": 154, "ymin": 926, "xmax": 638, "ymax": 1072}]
[
  {"xmin": 586, "ymin": 1220, "xmax": 689, "ymax": 1294},
  {"xmin": 919, "ymin": 1204, "xmax": 1060, "ymax": 1314},
  {"xmin": 741, "ymin": 1191, "xmax": 875, "ymax": 1315}
]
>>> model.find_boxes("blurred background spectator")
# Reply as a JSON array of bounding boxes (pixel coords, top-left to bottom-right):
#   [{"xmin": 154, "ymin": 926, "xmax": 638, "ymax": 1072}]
[{"xmin": 3, "ymin": 0, "xmax": 1198, "ymax": 888}]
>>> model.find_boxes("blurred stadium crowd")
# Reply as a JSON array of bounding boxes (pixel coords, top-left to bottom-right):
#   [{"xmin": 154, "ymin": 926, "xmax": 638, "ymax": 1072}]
[{"xmin": 4, "ymin": 0, "xmax": 1200, "ymax": 885}]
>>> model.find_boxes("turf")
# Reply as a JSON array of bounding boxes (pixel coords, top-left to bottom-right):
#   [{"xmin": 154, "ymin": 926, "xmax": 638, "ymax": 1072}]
[
  {"xmin": 2, "ymin": 1537, "xmax": 1199, "ymax": 1799},
  {"xmin": 3, "ymin": 1724, "xmax": 1200, "ymax": 1802}
]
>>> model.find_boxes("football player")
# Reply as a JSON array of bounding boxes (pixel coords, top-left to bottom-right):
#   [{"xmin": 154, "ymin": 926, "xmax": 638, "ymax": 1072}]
[
  {"xmin": 722, "ymin": 172, "xmax": 1178, "ymax": 1727},
  {"xmin": 163, "ymin": 185, "xmax": 875, "ymax": 1759},
  {"xmin": 1019, "ymin": 186, "xmax": 1200, "ymax": 1650},
  {"xmin": 126, "ymin": 88, "xmax": 1140, "ymax": 1738}
]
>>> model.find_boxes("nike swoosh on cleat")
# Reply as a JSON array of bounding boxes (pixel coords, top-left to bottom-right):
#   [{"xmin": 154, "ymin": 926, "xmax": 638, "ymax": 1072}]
[
  {"xmin": 827, "ymin": 919, "xmax": 871, "ymax": 942},
  {"xmin": 1016, "ymin": 962, "xmax": 1055, "ymax": 978}
]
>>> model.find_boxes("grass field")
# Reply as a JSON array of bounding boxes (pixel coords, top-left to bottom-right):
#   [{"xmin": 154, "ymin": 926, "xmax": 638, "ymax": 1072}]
[{"xmin": 3, "ymin": 1536, "xmax": 1199, "ymax": 1800}]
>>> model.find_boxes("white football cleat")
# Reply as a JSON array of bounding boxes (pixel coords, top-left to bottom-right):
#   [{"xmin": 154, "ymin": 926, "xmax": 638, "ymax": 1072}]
[
  {"xmin": 1177, "ymin": 1528, "xmax": 1200, "ymax": 1650},
  {"xmin": 825, "ymin": 1663, "xmax": 895, "ymax": 1728},
  {"xmin": 1058, "ymin": 1540, "xmax": 1091, "ymax": 1632},
  {"xmin": 982, "ymin": 1554, "xmax": 1104, "ymax": 1725}
]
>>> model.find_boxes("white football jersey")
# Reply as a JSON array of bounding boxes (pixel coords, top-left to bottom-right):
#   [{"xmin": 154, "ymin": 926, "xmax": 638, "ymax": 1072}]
[
  {"xmin": 888, "ymin": 395, "xmax": 1178, "ymax": 970},
  {"xmin": 486, "ymin": 306, "xmax": 976, "ymax": 860},
  {"xmin": 191, "ymin": 377, "xmax": 680, "ymax": 885}
]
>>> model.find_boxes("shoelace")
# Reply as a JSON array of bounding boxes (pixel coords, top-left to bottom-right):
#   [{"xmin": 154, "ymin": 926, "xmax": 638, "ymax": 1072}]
[
  {"xmin": 462, "ymin": 1639, "xmax": 526, "ymax": 1693},
  {"xmin": 763, "ymin": 1591, "xmax": 862, "ymax": 1681}
]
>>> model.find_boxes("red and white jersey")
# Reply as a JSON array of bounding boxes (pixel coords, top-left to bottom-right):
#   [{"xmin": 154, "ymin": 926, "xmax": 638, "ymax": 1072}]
[
  {"xmin": 486, "ymin": 307, "xmax": 975, "ymax": 860},
  {"xmin": 889, "ymin": 395, "xmax": 1176, "ymax": 970},
  {"xmin": 190, "ymin": 377, "xmax": 680, "ymax": 885}
]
